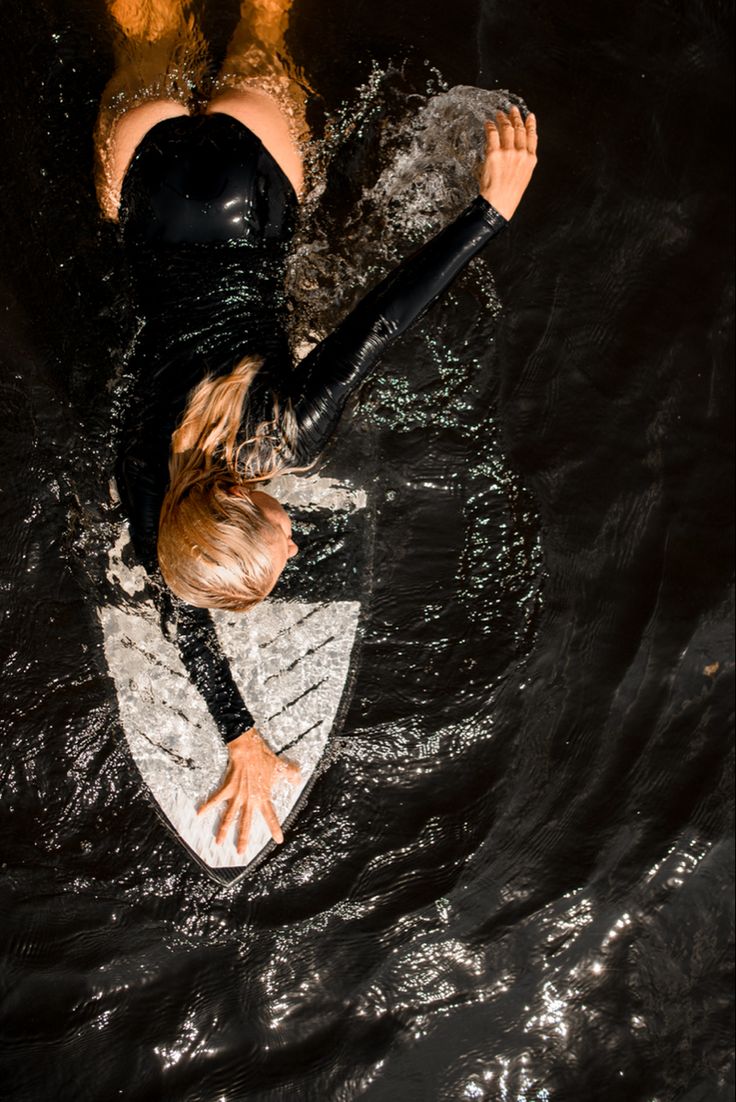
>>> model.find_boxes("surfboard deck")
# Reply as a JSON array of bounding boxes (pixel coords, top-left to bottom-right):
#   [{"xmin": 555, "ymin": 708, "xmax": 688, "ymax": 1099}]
[{"xmin": 99, "ymin": 473, "xmax": 369, "ymax": 884}]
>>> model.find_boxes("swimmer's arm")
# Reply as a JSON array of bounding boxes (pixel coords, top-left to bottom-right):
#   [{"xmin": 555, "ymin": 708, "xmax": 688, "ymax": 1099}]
[
  {"xmin": 163, "ymin": 596, "xmax": 259, "ymax": 745},
  {"xmin": 171, "ymin": 602, "xmax": 303, "ymax": 851},
  {"xmin": 117, "ymin": 505, "xmax": 301, "ymax": 849},
  {"xmin": 284, "ymin": 107, "xmax": 537, "ymax": 461},
  {"xmin": 285, "ymin": 195, "xmax": 506, "ymax": 459}
]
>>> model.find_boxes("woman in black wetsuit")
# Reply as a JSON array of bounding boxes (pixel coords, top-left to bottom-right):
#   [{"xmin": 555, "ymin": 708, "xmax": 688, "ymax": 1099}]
[{"xmin": 95, "ymin": 0, "xmax": 538, "ymax": 855}]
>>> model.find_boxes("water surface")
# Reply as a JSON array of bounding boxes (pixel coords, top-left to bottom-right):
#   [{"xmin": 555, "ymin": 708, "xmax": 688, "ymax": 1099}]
[{"xmin": 0, "ymin": 1, "xmax": 733, "ymax": 1100}]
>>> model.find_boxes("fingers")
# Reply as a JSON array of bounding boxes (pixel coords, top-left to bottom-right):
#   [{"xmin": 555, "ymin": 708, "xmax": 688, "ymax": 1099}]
[
  {"xmin": 484, "ymin": 119, "xmax": 500, "ymax": 154},
  {"xmin": 197, "ymin": 782, "xmax": 233, "ymax": 816},
  {"xmin": 489, "ymin": 106, "xmax": 538, "ymax": 156},
  {"xmin": 499, "ymin": 106, "xmax": 527, "ymax": 151},
  {"xmin": 236, "ymin": 799, "xmax": 254, "ymax": 856},
  {"xmin": 215, "ymin": 797, "xmax": 239, "ymax": 845},
  {"xmin": 495, "ymin": 109, "xmax": 515, "ymax": 151},
  {"xmin": 207, "ymin": 791, "xmax": 276, "ymax": 852},
  {"xmin": 262, "ymin": 799, "xmax": 284, "ymax": 845},
  {"xmin": 199, "ymin": 754, "xmax": 300, "ymax": 851},
  {"xmin": 511, "ymin": 106, "xmax": 527, "ymax": 150},
  {"xmin": 525, "ymin": 112, "xmax": 538, "ymax": 156}
]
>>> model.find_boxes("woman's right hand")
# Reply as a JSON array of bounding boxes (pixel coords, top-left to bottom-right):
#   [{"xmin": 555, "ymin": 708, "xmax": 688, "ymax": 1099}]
[
  {"xmin": 478, "ymin": 105, "xmax": 538, "ymax": 221},
  {"xmin": 197, "ymin": 727, "xmax": 302, "ymax": 854}
]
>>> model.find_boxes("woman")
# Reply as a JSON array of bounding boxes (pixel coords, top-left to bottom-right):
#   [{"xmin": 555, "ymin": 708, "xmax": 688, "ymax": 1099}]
[{"xmin": 96, "ymin": 0, "xmax": 538, "ymax": 856}]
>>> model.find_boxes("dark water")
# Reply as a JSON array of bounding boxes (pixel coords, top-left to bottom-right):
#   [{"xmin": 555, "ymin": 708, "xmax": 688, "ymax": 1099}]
[{"xmin": 0, "ymin": 1, "xmax": 733, "ymax": 1100}]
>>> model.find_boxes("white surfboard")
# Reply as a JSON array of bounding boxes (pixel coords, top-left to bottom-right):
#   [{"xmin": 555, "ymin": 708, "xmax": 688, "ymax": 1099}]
[{"xmin": 99, "ymin": 473, "xmax": 368, "ymax": 884}]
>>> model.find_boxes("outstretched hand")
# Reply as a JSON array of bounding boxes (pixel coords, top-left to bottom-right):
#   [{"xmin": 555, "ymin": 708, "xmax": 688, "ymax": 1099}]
[
  {"xmin": 478, "ymin": 105, "xmax": 538, "ymax": 221},
  {"xmin": 197, "ymin": 727, "xmax": 302, "ymax": 854}
]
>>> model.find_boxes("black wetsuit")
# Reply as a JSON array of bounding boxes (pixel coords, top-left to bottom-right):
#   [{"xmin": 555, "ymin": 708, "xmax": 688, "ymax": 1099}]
[{"xmin": 116, "ymin": 113, "xmax": 507, "ymax": 744}]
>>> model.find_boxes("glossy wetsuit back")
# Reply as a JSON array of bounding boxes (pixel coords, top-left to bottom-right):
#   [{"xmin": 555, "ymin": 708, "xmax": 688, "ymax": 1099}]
[{"xmin": 120, "ymin": 113, "xmax": 298, "ymax": 246}]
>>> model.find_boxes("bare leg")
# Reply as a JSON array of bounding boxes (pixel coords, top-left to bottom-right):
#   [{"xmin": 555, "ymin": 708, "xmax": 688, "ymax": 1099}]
[
  {"xmin": 207, "ymin": 0, "xmax": 310, "ymax": 199},
  {"xmin": 93, "ymin": 0, "xmax": 207, "ymax": 221}
]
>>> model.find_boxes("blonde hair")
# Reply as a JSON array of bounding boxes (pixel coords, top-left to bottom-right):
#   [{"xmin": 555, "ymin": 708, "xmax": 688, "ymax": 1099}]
[{"xmin": 157, "ymin": 355, "xmax": 302, "ymax": 611}]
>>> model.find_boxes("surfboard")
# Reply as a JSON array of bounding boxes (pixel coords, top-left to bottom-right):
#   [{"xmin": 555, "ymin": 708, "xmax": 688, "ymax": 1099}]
[{"xmin": 99, "ymin": 472, "xmax": 369, "ymax": 884}]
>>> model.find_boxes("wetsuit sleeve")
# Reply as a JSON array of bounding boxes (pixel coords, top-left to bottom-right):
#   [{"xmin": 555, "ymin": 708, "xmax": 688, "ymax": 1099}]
[
  {"xmin": 285, "ymin": 195, "xmax": 507, "ymax": 462},
  {"xmin": 116, "ymin": 452, "xmax": 256, "ymax": 745},
  {"xmin": 162, "ymin": 594, "xmax": 257, "ymax": 744}
]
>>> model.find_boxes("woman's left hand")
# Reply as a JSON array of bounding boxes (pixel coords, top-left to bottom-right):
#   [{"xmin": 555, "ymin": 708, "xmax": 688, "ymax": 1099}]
[
  {"xmin": 478, "ymin": 105, "xmax": 538, "ymax": 221},
  {"xmin": 197, "ymin": 727, "xmax": 302, "ymax": 854}
]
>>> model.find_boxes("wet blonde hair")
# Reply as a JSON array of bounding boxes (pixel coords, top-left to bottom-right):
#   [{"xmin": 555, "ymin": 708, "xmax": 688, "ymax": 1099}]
[{"xmin": 157, "ymin": 355, "xmax": 301, "ymax": 611}]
